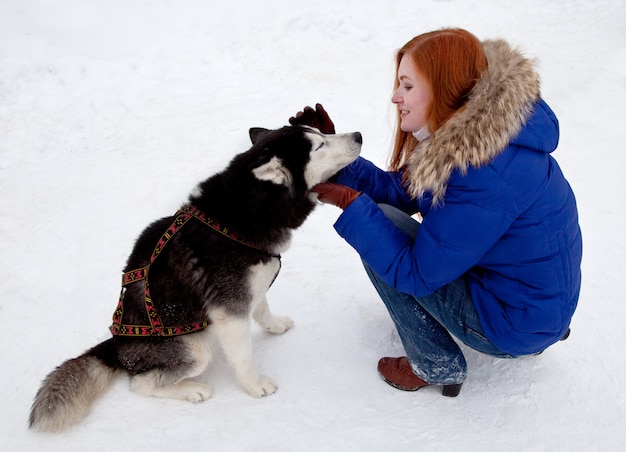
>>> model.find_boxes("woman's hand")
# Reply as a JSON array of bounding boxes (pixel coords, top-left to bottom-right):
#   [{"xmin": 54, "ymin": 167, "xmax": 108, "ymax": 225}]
[
  {"xmin": 311, "ymin": 183, "xmax": 361, "ymax": 209},
  {"xmin": 288, "ymin": 103, "xmax": 336, "ymax": 134}
]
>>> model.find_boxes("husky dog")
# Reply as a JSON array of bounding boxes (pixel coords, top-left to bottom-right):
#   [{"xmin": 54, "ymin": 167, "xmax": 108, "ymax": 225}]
[{"xmin": 29, "ymin": 125, "xmax": 362, "ymax": 432}]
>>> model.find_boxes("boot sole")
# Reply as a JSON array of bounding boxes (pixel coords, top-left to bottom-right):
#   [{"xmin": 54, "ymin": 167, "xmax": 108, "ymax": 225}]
[{"xmin": 379, "ymin": 374, "xmax": 462, "ymax": 397}]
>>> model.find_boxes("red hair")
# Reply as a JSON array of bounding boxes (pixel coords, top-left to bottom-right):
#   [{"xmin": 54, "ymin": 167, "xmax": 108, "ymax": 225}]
[{"xmin": 389, "ymin": 28, "xmax": 488, "ymax": 171}]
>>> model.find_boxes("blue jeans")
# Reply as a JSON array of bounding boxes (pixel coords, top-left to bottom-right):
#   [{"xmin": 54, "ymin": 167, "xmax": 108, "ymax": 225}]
[{"xmin": 363, "ymin": 204, "xmax": 514, "ymax": 385}]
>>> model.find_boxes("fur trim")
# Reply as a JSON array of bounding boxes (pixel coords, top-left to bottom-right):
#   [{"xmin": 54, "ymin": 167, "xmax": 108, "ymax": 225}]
[{"xmin": 406, "ymin": 39, "xmax": 541, "ymax": 204}]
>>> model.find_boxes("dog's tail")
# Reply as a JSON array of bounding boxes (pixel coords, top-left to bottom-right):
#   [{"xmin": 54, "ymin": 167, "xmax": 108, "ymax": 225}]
[{"xmin": 29, "ymin": 339, "xmax": 120, "ymax": 432}]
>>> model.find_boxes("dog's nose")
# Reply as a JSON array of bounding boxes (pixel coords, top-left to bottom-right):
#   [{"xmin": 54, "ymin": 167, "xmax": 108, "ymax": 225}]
[{"xmin": 353, "ymin": 132, "xmax": 362, "ymax": 144}]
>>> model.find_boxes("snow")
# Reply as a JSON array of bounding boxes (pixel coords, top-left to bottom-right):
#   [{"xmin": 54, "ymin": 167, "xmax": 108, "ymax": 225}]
[{"xmin": 1, "ymin": 0, "xmax": 625, "ymax": 450}]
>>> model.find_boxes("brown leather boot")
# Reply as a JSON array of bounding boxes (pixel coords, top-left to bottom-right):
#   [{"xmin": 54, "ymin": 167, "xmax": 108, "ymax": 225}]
[{"xmin": 377, "ymin": 357, "xmax": 462, "ymax": 397}]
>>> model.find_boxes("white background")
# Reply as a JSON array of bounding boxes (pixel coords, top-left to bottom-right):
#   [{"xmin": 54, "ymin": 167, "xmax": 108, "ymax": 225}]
[{"xmin": 1, "ymin": 0, "xmax": 624, "ymax": 450}]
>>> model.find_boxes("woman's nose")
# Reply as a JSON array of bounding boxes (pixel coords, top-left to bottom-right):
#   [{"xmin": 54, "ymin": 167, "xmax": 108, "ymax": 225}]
[{"xmin": 391, "ymin": 91, "xmax": 402, "ymax": 104}]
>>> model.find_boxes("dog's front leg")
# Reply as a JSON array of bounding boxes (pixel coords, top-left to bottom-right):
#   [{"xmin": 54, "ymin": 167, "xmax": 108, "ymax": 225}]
[
  {"xmin": 211, "ymin": 309, "xmax": 278, "ymax": 397},
  {"xmin": 253, "ymin": 296, "xmax": 294, "ymax": 334}
]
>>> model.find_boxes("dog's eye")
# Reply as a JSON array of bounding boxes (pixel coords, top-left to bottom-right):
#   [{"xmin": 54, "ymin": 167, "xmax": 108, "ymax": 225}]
[{"xmin": 314, "ymin": 142, "xmax": 325, "ymax": 151}]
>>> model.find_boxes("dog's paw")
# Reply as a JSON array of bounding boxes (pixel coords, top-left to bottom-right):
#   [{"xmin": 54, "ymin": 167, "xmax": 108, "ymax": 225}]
[
  {"xmin": 243, "ymin": 375, "xmax": 278, "ymax": 398},
  {"xmin": 131, "ymin": 376, "xmax": 213, "ymax": 402},
  {"xmin": 181, "ymin": 382, "xmax": 213, "ymax": 403},
  {"xmin": 263, "ymin": 315, "xmax": 294, "ymax": 334}
]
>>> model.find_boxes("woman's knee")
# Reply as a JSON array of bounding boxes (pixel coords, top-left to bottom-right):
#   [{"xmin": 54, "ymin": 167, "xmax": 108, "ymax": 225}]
[{"xmin": 377, "ymin": 204, "xmax": 420, "ymax": 240}]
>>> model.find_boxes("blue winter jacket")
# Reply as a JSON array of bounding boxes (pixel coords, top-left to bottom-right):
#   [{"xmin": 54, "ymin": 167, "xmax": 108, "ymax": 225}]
[{"xmin": 333, "ymin": 53, "xmax": 582, "ymax": 356}]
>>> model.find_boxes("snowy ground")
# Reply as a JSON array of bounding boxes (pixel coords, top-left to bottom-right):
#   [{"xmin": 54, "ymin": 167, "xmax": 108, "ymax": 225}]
[{"xmin": 1, "ymin": 0, "xmax": 625, "ymax": 450}]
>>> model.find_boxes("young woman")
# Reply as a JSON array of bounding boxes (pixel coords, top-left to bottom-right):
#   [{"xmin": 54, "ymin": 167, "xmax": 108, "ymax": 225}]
[{"xmin": 290, "ymin": 28, "xmax": 582, "ymax": 397}]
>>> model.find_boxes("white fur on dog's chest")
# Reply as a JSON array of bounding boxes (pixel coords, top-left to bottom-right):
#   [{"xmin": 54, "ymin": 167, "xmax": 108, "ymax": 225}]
[{"xmin": 247, "ymin": 257, "xmax": 281, "ymax": 300}]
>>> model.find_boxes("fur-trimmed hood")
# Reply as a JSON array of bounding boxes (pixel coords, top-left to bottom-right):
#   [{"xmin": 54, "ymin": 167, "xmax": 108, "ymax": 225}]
[{"xmin": 406, "ymin": 39, "xmax": 541, "ymax": 204}]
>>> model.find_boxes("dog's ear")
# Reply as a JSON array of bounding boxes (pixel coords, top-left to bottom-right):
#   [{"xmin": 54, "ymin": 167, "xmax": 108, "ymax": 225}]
[
  {"xmin": 252, "ymin": 156, "xmax": 292, "ymax": 186},
  {"xmin": 249, "ymin": 127, "xmax": 270, "ymax": 144}
]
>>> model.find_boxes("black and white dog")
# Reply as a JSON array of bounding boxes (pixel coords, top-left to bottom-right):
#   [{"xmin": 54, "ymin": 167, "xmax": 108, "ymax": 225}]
[{"xmin": 30, "ymin": 125, "xmax": 362, "ymax": 432}]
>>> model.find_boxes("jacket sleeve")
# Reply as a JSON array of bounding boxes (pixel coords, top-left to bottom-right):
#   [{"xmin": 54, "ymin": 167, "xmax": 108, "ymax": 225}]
[
  {"xmin": 335, "ymin": 157, "xmax": 417, "ymax": 214},
  {"xmin": 334, "ymin": 167, "xmax": 518, "ymax": 298}
]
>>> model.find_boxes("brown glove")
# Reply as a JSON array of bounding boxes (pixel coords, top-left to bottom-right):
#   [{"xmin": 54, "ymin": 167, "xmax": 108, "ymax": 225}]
[
  {"xmin": 311, "ymin": 183, "xmax": 361, "ymax": 209},
  {"xmin": 288, "ymin": 103, "xmax": 336, "ymax": 134}
]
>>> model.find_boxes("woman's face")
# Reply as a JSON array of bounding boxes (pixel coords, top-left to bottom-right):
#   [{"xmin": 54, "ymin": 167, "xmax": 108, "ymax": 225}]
[{"xmin": 392, "ymin": 55, "xmax": 433, "ymax": 133}]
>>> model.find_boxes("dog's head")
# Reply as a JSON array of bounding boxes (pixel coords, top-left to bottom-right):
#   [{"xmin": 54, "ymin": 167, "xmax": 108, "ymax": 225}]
[
  {"xmin": 247, "ymin": 125, "xmax": 362, "ymax": 194},
  {"xmin": 190, "ymin": 125, "xmax": 362, "ymax": 233}
]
